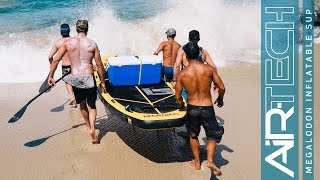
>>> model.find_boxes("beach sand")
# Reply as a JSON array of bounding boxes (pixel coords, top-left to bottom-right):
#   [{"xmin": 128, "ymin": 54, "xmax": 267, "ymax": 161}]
[{"xmin": 0, "ymin": 48, "xmax": 319, "ymax": 179}]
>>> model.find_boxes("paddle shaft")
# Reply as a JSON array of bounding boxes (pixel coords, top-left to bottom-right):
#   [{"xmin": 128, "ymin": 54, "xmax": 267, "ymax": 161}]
[{"xmin": 31, "ymin": 73, "xmax": 69, "ymax": 103}]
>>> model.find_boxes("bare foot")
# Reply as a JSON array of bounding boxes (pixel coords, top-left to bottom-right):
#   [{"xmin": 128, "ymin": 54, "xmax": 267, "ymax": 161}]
[
  {"xmin": 89, "ymin": 129, "xmax": 99, "ymax": 144},
  {"xmin": 92, "ymin": 140, "xmax": 100, "ymax": 144},
  {"xmin": 207, "ymin": 162, "xmax": 222, "ymax": 176},
  {"xmin": 69, "ymin": 99, "xmax": 75, "ymax": 105},
  {"xmin": 188, "ymin": 161, "xmax": 201, "ymax": 170}
]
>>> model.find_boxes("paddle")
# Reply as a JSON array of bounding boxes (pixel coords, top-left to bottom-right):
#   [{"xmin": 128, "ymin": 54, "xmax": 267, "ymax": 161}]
[
  {"xmin": 38, "ymin": 74, "xmax": 51, "ymax": 93},
  {"xmin": 8, "ymin": 73, "xmax": 70, "ymax": 123}
]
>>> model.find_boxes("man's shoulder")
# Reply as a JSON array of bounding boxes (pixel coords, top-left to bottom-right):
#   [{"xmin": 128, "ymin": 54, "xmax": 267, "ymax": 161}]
[
  {"xmin": 204, "ymin": 63, "xmax": 215, "ymax": 72},
  {"xmin": 65, "ymin": 37, "xmax": 77, "ymax": 43},
  {"xmin": 59, "ymin": 37, "xmax": 71, "ymax": 42},
  {"xmin": 174, "ymin": 41, "xmax": 181, "ymax": 47},
  {"xmin": 85, "ymin": 37, "xmax": 98, "ymax": 46},
  {"xmin": 178, "ymin": 46, "xmax": 185, "ymax": 54},
  {"xmin": 177, "ymin": 69, "xmax": 185, "ymax": 79},
  {"xmin": 63, "ymin": 37, "xmax": 78, "ymax": 48},
  {"xmin": 55, "ymin": 38, "xmax": 67, "ymax": 46},
  {"xmin": 56, "ymin": 38, "xmax": 63, "ymax": 43},
  {"xmin": 179, "ymin": 66, "xmax": 190, "ymax": 75},
  {"xmin": 200, "ymin": 47, "xmax": 209, "ymax": 55},
  {"xmin": 161, "ymin": 41, "xmax": 168, "ymax": 45}
]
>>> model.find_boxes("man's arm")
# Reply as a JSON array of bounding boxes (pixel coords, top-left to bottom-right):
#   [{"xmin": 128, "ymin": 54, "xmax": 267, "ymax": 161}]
[
  {"xmin": 153, "ymin": 42, "xmax": 164, "ymax": 55},
  {"xmin": 94, "ymin": 44, "xmax": 106, "ymax": 93},
  {"xmin": 175, "ymin": 73, "xmax": 184, "ymax": 109},
  {"xmin": 202, "ymin": 48, "xmax": 217, "ymax": 70},
  {"xmin": 212, "ymin": 68, "xmax": 225, "ymax": 107},
  {"xmin": 48, "ymin": 44, "xmax": 66, "ymax": 85},
  {"xmin": 48, "ymin": 43, "xmax": 58, "ymax": 64},
  {"xmin": 173, "ymin": 47, "xmax": 184, "ymax": 83}
]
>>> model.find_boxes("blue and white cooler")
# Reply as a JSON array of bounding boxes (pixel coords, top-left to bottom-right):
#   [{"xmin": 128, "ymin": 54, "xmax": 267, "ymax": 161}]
[{"xmin": 107, "ymin": 55, "xmax": 162, "ymax": 86}]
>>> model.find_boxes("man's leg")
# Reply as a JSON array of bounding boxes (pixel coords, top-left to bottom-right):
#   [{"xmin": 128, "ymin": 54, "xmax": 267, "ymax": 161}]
[
  {"xmin": 206, "ymin": 140, "xmax": 222, "ymax": 176},
  {"xmin": 86, "ymin": 86, "xmax": 99, "ymax": 144},
  {"xmin": 88, "ymin": 107, "xmax": 99, "ymax": 144},
  {"xmin": 207, "ymin": 139, "xmax": 216, "ymax": 164},
  {"xmin": 79, "ymin": 100, "xmax": 90, "ymax": 132},
  {"xmin": 189, "ymin": 136, "xmax": 201, "ymax": 170},
  {"xmin": 66, "ymin": 83, "xmax": 75, "ymax": 105},
  {"xmin": 201, "ymin": 106, "xmax": 223, "ymax": 176}
]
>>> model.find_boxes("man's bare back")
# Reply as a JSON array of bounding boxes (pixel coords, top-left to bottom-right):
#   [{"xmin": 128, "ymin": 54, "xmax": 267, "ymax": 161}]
[
  {"xmin": 159, "ymin": 40, "xmax": 181, "ymax": 67},
  {"xmin": 63, "ymin": 34, "xmax": 98, "ymax": 76},
  {"xmin": 177, "ymin": 60, "xmax": 223, "ymax": 106}
]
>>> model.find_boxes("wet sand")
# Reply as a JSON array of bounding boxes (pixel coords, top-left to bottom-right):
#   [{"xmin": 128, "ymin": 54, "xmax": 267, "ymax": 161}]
[{"xmin": 0, "ymin": 51, "xmax": 319, "ymax": 179}]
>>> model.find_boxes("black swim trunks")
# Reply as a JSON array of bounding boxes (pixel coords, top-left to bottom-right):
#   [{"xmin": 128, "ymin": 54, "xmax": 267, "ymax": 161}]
[
  {"xmin": 72, "ymin": 86, "xmax": 97, "ymax": 109},
  {"xmin": 186, "ymin": 104, "xmax": 224, "ymax": 142},
  {"xmin": 62, "ymin": 65, "xmax": 71, "ymax": 76},
  {"xmin": 62, "ymin": 65, "xmax": 71, "ymax": 83}
]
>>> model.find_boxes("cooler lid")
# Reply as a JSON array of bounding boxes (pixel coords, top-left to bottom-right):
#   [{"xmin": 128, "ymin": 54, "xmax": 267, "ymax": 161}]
[
  {"xmin": 108, "ymin": 56, "xmax": 140, "ymax": 66},
  {"xmin": 137, "ymin": 55, "xmax": 162, "ymax": 64}
]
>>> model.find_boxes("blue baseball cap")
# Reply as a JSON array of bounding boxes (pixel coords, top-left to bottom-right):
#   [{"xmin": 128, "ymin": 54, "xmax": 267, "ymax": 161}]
[{"xmin": 60, "ymin": 23, "xmax": 70, "ymax": 36}]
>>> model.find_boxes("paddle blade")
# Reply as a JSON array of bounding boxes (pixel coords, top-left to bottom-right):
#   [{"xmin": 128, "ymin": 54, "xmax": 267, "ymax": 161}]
[
  {"xmin": 24, "ymin": 137, "xmax": 49, "ymax": 147},
  {"xmin": 8, "ymin": 73, "xmax": 69, "ymax": 123},
  {"xmin": 8, "ymin": 104, "xmax": 28, "ymax": 123},
  {"xmin": 39, "ymin": 75, "xmax": 51, "ymax": 93}
]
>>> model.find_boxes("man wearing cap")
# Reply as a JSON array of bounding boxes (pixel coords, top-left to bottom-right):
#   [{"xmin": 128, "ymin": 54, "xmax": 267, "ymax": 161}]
[
  {"xmin": 153, "ymin": 28, "xmax": 181, "ymax": 82},
  {"xmin": 48, "ymin": 20, "xmax": 106, "ymax": 144},
  {"xmin": 175, "ymin": 42, "xmax": 225, "ymax": 176},
  {"xmin": 48, "ymin": 23, "xmax": 75, "ymax": 106},
  {"xmin": 173, "ymin": 30, "xmax": 217, "ymax": 101}
]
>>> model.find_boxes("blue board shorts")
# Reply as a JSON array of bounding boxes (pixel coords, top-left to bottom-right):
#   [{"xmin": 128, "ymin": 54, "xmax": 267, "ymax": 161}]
[
  {"xmin": 182, "ymin": 87, "xmax": 188, "ymax": 103},
  {"xmin": 162, "ymin": 66, "xmax": 174, "ymax": 82}
]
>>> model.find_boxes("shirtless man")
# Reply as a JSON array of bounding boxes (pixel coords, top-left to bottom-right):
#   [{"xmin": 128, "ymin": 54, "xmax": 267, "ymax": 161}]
[
  {"xmin": 48, "ymin": 23, "xmax": 75, "ymax": 106},
  {"xmin": 154, "ymin": 28, "xmax": 181, "ymax": 82},
  {"xmin": 48, "ymin": 20, "xmax": 106, "ymax": 144},
  {"xmin": 175, "ymin": 42, "xmax": 225, "ymax": 176}
]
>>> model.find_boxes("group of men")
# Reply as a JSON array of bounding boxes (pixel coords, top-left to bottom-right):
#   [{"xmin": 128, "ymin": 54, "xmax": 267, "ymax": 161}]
[
  {"xmin": 154, "ymin": 28, "xmax": 225, "ymax": 176},
  {"xmin": 48, "ymin": 21, "xmax": 226, "ymax": 176}
]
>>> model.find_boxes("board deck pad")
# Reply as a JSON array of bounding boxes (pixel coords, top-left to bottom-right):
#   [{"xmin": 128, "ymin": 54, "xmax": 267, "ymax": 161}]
[{"xmin": 107, "ymin": 81, "xmax": 178, "ymax": 114}]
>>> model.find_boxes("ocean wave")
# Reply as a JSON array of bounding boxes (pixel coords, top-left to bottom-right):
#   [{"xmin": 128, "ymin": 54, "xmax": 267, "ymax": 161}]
[{"xmin": 0, "ymin": 0, "xmax": 260, "ymax": 83}]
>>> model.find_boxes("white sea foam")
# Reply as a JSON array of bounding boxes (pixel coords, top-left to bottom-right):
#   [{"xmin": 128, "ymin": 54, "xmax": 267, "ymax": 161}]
[{"xmin": 0, "ymin": 0, "xmax": 260, "ymax": 83}]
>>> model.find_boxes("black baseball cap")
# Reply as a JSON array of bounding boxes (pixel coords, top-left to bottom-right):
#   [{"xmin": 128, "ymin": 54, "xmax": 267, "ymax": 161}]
[
  {"xmin": 60, "ymin": 23, "xmax": 70, "ymax": 36},
  {"xmin": 189, "ymin": 30, "xmax": 200, "ymax": 42}
]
